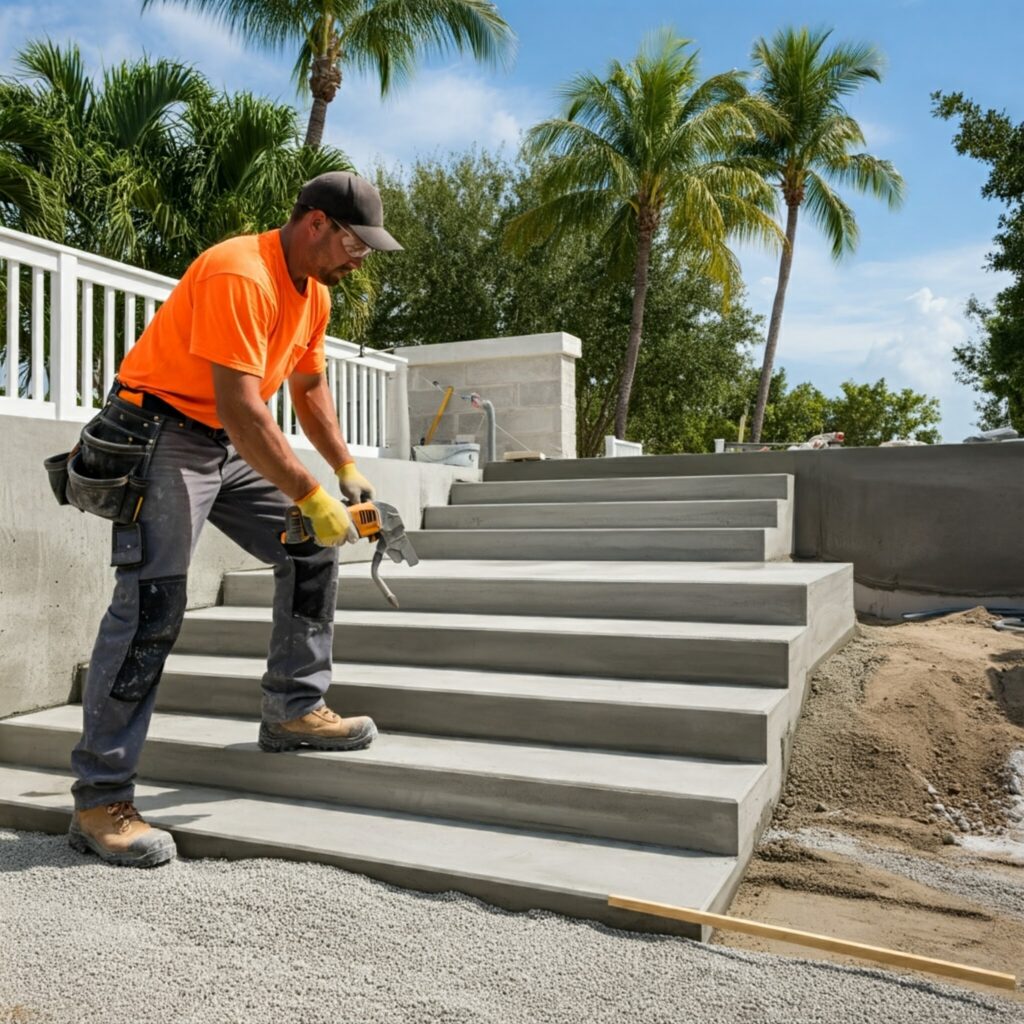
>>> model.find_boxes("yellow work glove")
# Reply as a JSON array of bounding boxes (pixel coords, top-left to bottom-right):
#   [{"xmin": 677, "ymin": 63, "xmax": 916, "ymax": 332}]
[
  {"xmin": 295, "ymin": 485, "xmax": 359, "ymax": 546},
  {"xmin": 336, "ymin": 461, "xmax": 376, "ymax": 504}
]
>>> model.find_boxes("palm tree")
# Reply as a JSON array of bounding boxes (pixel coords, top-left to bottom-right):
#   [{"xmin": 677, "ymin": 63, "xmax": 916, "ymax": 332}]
[
  {"xmin": 141, "ymin": 0, "xmax": 516, "ymax": 150},
  {"xmin": 507, "ymin": 30, "xmax": 782, "ymax": 440},
  {"xmin": 748, "ymin": 27, "xmax": 904, "ymax": 443}
]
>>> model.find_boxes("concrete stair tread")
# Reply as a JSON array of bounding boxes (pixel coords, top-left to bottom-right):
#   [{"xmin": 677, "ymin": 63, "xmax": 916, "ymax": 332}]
[
  {"xmin": 4, "ymin": 706, "xmax": 767, "ymax": 802},
  {"xmin": 162, "ymin": 654, "xmax": 785, "ymax": 713},
  {"xmin": 227, "ymin": 560, "xmax": 848, "ymax": 585},
  {"xmin": 0, "ymin": 765, "xmax": 740, "ymax": 929},
  {"xmin": 451, "ymin": 474, "xmax": 792, "ymax": 504},
  {"xmin": 424, "ymin": 500, "xmax": 781, "ymax": 530},
  {"xmin": 184, "ymin": 606, "xmax": 806, "ymax": 643}
]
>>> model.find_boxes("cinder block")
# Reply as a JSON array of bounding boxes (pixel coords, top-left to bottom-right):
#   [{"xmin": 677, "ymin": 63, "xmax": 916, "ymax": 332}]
[
  {"xmin": 409, "ymin": 364, "xmax": 466, "ymax": 390},
  {"xmin": 461, "ymin": 383, "xmax": 517, "ymax": 409},
  {"xmin": 409, "ymin": 390, "xmax": 458, "ymax": 416},
  {"xmin": 492, "ymin": 407, "xmax": 561, "ymax": 436},
  {"xmin": 463, "ymin": 356, "xmax": 563, "ymax": 387},
  {"xmin": 517, "ymin": 380, "xmax": 562, "ymax": 408}
]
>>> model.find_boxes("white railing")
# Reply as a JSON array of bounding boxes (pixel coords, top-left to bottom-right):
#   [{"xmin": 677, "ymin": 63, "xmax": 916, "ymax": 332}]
[{"xmin": 0, "ymin": 226, "xmax": 408, "ymax": 457}]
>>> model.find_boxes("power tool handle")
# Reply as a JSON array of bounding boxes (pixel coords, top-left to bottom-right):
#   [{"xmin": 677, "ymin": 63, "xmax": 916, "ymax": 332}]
[{"xmin": 281, "ymin": 504, "xmax": 310, "ymax": 544}]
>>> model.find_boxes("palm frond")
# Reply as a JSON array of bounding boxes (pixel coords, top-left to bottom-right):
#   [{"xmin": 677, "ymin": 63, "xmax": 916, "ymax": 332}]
[{"xmin": 803, "ymin": 170, "xmax": 858, "ymax": 259}]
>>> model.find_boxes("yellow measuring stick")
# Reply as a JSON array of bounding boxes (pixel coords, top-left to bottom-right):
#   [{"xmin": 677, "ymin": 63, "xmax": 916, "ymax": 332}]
[
  {"xmin": 424, "ymin": 386, "xmax": 454, "ymax": 445},
  {"xmin": 607, "ymin": 895, "xmax": 1018, "ymax": 992}
]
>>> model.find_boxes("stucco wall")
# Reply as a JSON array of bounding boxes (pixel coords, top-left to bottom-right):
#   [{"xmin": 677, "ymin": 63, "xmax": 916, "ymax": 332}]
[
  {"xmin": 401, "ymin": 333, "xmax": 581, "ymax": 461},
  {"xmin": 0, "ymin": 415, "xmax": 476, "ymax": 719},
  {"xmin": 485, "ymin": 444, "xmax": 1024, "ymax": 601}
]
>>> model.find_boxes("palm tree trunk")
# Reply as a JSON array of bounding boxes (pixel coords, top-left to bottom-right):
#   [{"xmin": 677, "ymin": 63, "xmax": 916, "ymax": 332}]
[
  {"xmin": 752, "ymin": 200, "xmax": 800, "ymax": 442},
  {"xmin": 304, "ymin": 52, "xmax": 343, "ymax": 150},
  {"xmin": 613, "ymin": 219, "xmax": 655, "ymax": 440}
]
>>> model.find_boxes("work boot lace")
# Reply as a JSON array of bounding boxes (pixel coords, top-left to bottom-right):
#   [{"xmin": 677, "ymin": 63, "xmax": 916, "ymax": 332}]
[
  {"xmin": 316, "ymin": 707, "xmax": 342, "ymax": 724},
  {"xmin": 106, "ymin": 801, "xmax": 144, "ymax": 834}
]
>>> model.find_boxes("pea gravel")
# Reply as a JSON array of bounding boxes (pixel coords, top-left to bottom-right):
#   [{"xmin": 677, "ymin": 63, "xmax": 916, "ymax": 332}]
[{"xmin": 0, "ymin": 829, "xmax": 1019, "ymax": 1024}]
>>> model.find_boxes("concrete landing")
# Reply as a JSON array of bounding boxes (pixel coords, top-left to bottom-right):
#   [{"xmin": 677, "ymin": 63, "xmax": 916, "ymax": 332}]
[
  {"xmin": 226, "ymin": 560, "xmax": 850, "ymax": 625},
  {"xmin": 0, "ymin": 706, "xmax": 769, "ymax": 855},
  {"xmin": 0, "ymin": 765, "xmax": 739, "ymax": 940},
  {"xmin": 157, "ymin": 654, "xmax": 787, "ymax": 760},
  {"xmin": 176, "ymin": 607, "xmax": 807, "ymax": 685}
]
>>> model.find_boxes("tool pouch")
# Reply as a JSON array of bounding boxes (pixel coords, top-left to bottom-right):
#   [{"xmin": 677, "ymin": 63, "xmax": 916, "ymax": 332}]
[{"xmin": 46, "ymin": 399, "xmax": 161, "ymax": 523}]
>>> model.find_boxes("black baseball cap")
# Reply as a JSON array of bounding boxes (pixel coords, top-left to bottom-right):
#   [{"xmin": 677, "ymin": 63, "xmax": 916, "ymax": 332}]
[{"xmin": 297, "ymin": 171, "xmax": 403, "ymax": 252}]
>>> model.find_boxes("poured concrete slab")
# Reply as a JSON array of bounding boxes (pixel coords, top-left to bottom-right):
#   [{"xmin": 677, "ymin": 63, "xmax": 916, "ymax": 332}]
[
  {"xmin": 424, "ymin": 499, "xmax": 782, "ymax": 530},
  {"xmin": 0, "ymin": 707, "xmax": 769, "ymax": 854},
  {"xmin": 176, "ymin": 607, "xmax": 806, "ymax": 685},
  {"xmin": 157, "ymin": 655, "xmax": 787, "ymax": 761},
  {"xmin": 0, "ymin": 765, "xmax": 741, "ymax": 940},
  {"xmin": 450, "ymin": 474, "xmax": 792, "ymax": 504},
  {"xmin": 224, "ymin": 560, "xmax": 853, "ymax": 625}
]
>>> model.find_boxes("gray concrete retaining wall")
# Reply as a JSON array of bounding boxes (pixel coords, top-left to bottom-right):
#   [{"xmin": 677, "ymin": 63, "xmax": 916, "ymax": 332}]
[
  {"xmin": 0, "ymin": 415, "xmax": 476, "ymax": 719},
  {"xmin": 485, "ymin": 444, "xmax": 1024, "ymax": 601}
]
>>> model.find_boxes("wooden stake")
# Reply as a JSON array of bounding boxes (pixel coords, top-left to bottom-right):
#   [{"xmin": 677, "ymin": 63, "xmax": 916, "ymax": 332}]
[{"xmin": 607, "ymin": 895, "xmax": 1018, "ymax": 992}]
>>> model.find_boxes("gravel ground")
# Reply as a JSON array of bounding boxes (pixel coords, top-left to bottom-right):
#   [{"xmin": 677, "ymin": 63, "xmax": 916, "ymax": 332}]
[
  {"xmin": 763, "ymin": 826, "xmax": 1024, "ymax": 919},
  {"xmin": 1, "ymin": 829, "xmax": 1021, "ymax": 1024}
]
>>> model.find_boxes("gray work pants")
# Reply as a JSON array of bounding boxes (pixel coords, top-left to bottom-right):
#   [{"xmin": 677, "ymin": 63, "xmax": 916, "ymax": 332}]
[{"xmin": 71, "ymin": 409, "xmax": 338, "ymax": 811}]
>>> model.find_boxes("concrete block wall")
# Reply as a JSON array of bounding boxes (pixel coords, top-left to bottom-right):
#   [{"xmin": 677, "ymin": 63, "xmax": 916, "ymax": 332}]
[
  {"xmin": 401, "ymin": 333, "xmax": 581, "ymax": 460},
  {"xmin": 0, "ymin": 414, "xmax": 478, "ymax": 720}
]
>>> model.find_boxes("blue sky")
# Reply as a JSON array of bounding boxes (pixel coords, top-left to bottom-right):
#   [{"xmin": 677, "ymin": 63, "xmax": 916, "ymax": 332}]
[{"xmin": 1, "ymin": 0, "xmax": 1020, "ymax": 440}]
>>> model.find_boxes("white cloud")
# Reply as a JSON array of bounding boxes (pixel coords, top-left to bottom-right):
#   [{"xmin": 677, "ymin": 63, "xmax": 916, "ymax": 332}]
[
  {"xmin": 321, "ymin": 67, "xmax": 543, "ymax": 170},
  {"xmin": 736, "ymin": 235, "xmax": 1011, "ymax": 440}
]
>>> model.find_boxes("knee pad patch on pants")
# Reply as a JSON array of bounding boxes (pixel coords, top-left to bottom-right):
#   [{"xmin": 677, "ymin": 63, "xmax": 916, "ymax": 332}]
[
  {"xmin": 286, "ymin": 539, "xmax": 338, "ymax": 622},
  {"xmin": 110, "ymin": 575, "xmax": 187, "ymax": 702}
]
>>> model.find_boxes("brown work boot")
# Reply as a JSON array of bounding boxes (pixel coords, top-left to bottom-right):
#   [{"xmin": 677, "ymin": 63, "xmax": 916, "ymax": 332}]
[
  {"xmin": 68, "ymin": 801, "xmax": 176, "ymax": 868},
  {"xmin": 258, "ymin": 705, "xmax": 377, "ymax": 753}
]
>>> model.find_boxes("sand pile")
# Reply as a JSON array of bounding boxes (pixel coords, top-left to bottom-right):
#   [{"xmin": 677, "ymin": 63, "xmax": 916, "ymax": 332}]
[{"xmin": 775, "ymin": 609, "xmax": 1024, "ymax": 850}]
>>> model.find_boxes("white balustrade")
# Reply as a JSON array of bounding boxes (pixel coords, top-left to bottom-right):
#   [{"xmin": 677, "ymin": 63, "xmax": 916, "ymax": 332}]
[{"xmin": 0, "ymin": 226, "xmax": 407, "ymax": 457}]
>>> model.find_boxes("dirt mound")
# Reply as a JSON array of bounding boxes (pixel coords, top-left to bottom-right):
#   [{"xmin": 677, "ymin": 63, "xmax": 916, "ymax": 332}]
[
  {"xmin": 717, "ymin": 611, "xmax": 1024, "ymax": 995},
  {"xmin": 776, "ymin": 612, "xmax": 1024, "ymax": 849}
]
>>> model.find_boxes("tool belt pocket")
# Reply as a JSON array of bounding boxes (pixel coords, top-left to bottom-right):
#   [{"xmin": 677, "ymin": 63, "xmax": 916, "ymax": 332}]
[{"xmin": 50, "ymin": 407, "xmax": 159, "ymax": 523}]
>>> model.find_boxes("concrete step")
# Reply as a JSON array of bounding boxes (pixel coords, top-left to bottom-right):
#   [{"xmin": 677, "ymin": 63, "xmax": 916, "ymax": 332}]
[
  {"xmin": 423, "ymin": 500, "xmax": 782, "ymax": 530},
  {"xmin": 450, "ymin": 474, "xmax": 792, "ymax": 505},
  {"xmin": 225, "ymin": 561, "xmax": 854, "ymax": 625},
  {"xmin": 157, "ymin": 654, "xmax": 787, "ymax": 761},
  {"xmin": 0, "ymin": 707, "xmax": 770, "ymax": 854},
  {"xmin": 175, "ymin": 607, "xmax": 807, "ymax": 686},
  {"xmin": 0, "ymin": 765, "xmax": 742, "ymax": 939},
  {"xmin": 407, "ymin": 527, "xmax": 791, "ymax": 562}
]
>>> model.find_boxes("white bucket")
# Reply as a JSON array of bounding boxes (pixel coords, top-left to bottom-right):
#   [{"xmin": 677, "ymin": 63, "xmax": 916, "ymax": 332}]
[{"xmin": 412, "ymin": 442, "xmax": 480, "ymax": 467}]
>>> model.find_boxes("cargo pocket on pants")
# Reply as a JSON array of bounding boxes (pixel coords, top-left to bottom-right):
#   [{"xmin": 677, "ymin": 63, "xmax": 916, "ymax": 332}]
[{"xmin": 110, "ymin": 575, "xmax": 188, "ymax": 703}]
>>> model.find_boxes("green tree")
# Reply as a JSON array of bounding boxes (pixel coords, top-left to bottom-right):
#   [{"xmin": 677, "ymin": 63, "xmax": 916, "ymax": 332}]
[
  {"xmin": 824, "ymin": 378, "xmax": 940, "ymax": 446},
  {"xmin": 506, "ymin": 30, "xmax": 781, "ymax": 441},
  {"xmin": 933, "ymin": 92, "xmax": 1024, "ymax": 431},
  {"xmin": 142, "ymin": 0, "xmax": 515, "ymax": 149},
  {"xmin": 0, "ymin": 41, "xmax": 373, "ymax": 362},
  {"xmin": 748, "ymin": 27, "xmax": 904, "ymax": 442},
  {"xmin": 366, "ymin": 149, "xmax": 765, "ymax": 455}
]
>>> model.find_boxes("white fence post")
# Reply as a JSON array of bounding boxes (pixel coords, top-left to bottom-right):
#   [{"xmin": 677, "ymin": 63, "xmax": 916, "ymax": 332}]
[
  {"xmin": 51, "ymin": 250, "xmax": 79, "ymax": 419},
  {"xmin": 0, "ymin": 226, "xmax": 410, "ymax": 448},
  {"xmin": 5, "ymin": 260, "xmax": 19, "ymax": 398}
]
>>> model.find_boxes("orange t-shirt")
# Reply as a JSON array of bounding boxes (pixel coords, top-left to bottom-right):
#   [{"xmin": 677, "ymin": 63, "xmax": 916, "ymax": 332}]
[{"xmin": 118, "ymin": 230, "xmax": 330, "ymax": 427}]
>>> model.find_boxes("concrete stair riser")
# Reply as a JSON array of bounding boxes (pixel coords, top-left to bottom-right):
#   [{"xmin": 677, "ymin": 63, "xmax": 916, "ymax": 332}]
[
  {"xmin": 423, "ymin": 500, "xmax": 782, "ymax": 531},
  {"xmin": 408, "ymin": 528, "xmax": 787, "ymax": 562},
  {"xmin": 174, "ymin": 615, "xmax": 796, "ymax": 686},
  {"xmin": 0, "ymin": 716, "xmax": 763, "ymax": 854},
  {"xmin": 154, "ymin": 665, "xmax": 784, "ymax": 761},
  {"xmin": 223, "ymin": 573, "xmax": 811, "ymax": 625},
  {"xmin": 449, "ymin": 475, "xmax": 792, "ymax": 505},
  {"xmin": 0, "ymin": 766, "xmax": 755, "ymax": 940}
]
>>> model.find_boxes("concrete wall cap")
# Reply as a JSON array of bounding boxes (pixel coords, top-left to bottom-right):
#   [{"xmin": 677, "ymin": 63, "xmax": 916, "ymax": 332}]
[{"xmin": 400, "ymin": 333, "xmax": 582, "ymax": 365}]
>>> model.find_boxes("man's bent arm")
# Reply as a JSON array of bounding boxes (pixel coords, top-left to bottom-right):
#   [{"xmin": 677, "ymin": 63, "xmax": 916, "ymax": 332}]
[
  {"xmin": 289, "ymin": 371, "xmax": 353, "ymax": 470},
  {"xmin": 213, "ymin": 364, "xmax": 319, "ymax": 500}
]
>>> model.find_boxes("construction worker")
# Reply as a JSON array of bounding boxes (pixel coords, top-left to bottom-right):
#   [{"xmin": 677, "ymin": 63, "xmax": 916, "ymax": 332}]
[{"xmin": 63, "ymin": 172, "xmax": 402, "ymax": 868}]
